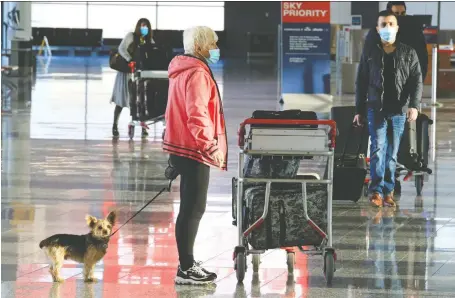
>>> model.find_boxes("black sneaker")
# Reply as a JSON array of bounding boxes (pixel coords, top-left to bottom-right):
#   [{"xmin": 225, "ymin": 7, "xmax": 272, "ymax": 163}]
[
  {"xmin": 175, "ymin": 264, "xmax": 216, "ymax": 285},
  {"xmin": 141, "ymin": 128, "xmax": 148, "ymax": 138},
  {"xmin": 112, "ymin": 125, "xmax": 119, "ymax": 138},
  {"xmin": 176, "ymin": 261, "xmax": 217, "ymax": 279},
  {"xmin": 194, "ymin": 261, "xmax": 217, "ymax": 279}
]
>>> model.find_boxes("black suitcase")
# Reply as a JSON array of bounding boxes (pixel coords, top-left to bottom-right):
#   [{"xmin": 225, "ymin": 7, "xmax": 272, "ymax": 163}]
[
  {"xmin": 397, "ymin": 113, "xmax": 432, "ymax": 173},
  {"xmin": 133, "ymin": 43, "xmax": 172, "ymax": 71},
  {"xmin": 331, "ymin": 124, "xmax": 368, "ymax": 202},
  {"xmin": 251, "ymin": 110, "xmax": 318, "ymax": 129},
  {"xmin": 330, "ymin": 106, "xmax": 369, "ymax": 156}
]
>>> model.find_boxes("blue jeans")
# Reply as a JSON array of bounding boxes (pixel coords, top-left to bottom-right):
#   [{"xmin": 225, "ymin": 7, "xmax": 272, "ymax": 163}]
[{"xmin": 367, "ymin": 110, "xmax": 406, "ymax": 195}]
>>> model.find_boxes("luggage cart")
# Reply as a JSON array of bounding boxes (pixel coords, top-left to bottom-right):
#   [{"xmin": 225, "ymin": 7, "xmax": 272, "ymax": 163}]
[
  {"xmin": 233, "ymin": 118, "xmax": 337, "ymax": 285},
  {"xmin": 127, "ymin": 61, "xmax": 168, "ymax": 140}
]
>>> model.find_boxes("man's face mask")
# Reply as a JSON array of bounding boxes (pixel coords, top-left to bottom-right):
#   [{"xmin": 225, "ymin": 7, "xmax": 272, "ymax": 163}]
[
  {"xmin": 377, "ymin": 16, "xmax": 399, "ymax": 43},
  {"xmin": 379, "ymin": 27, "xmax": 398, "ymax": 43}
]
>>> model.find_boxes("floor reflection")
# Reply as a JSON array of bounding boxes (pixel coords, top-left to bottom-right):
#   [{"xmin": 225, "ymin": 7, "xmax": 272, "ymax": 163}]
[
  {"xmin": 368, "ymin": 206, "xmax": 403, "ymax": 293},
  {"xmin": 1, "ymin": 56, "xmax": 455, "ymax": 297}
]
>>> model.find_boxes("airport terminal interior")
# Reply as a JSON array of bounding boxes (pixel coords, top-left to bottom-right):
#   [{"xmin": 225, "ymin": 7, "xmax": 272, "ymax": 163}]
[{"xmin": 1, "ymin": 1, "xmax": 455, "ymax": 297}]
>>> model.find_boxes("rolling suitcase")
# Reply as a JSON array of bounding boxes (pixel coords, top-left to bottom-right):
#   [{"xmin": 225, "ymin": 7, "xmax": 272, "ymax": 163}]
[
  {"xmin": 397, "ymin": 113, "xmax": 432, "ymax": 173},
  {"xmin": 330, "ymin": 106, "xmax": 369, "ymax": 157},
  {"xmin": 244, "ymin": 182, "xmax": 328, "ymax": 250},
  {"xmin": 331, "ymin": 124, "xmax": 368, "ymax": 202}
]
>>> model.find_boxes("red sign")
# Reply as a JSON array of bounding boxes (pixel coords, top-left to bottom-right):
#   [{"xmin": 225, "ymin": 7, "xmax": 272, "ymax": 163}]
[
  {"xmin": 282, "ymin": 1, "xmax": 330, "ymax": 24},
  {"xmin": 423, "ymin": 28, "xmax": 437, "ymax": 35}
]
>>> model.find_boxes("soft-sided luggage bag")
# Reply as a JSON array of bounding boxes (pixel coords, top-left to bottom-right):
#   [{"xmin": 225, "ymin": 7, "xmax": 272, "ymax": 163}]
[
  {"xmin": 397, "ymin": 113, "xmax": 432, "ymax": 172},
  {"xmin": 243, "ymin": 155, "xmax": 301, "ymax": 179},
  {"xmin": 245, "ymin": 182, "xmax": 328, "ymax": 250},
  {"xmin": 331, "ymin": 124, "xmax": 368, "ymax": 202},
  {"xmin": 231, "ymin": 177, "xmax": 260, "ymax": 225}
]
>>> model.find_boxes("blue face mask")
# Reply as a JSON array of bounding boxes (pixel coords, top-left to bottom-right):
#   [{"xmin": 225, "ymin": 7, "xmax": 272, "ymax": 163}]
[
  {"xmin": 140, "ymin": 26, "xmax": 149, "ymax": 36},
  {"xmin": 378, "ymin": 27, "xmax": 397, "ymax": 43},
  {"xmin": 205, "ymin": 49, "xmax": 220, "ymax": 64}
]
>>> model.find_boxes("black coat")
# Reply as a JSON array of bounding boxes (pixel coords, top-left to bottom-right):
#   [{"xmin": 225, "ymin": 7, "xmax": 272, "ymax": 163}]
[
  {"xmin": 364, "ymin": 27, "xmax": 428, "ymax": 79},
  {"xmin": 355, "ymin": 41, "xmax": 423, "ymax": 116}
]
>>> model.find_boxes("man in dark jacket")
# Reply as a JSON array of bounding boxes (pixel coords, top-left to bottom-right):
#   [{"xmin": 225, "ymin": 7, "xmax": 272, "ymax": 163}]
[
  {"xmin": 363, "ymin": 1, "xmax": 428, "ymax": 79},
  {"xmin": 354, "ymin": 10, "xmax": 422, "ymax": 207}
]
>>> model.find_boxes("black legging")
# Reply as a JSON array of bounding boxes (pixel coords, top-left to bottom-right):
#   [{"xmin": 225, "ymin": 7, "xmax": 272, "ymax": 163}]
[
  {"xmin": 170, "ymin": 154, "xmax": 210, "ymax": 271},
  {"xmin": 113, "ymin": 105, "xmax": 123, "ymax": 126}
]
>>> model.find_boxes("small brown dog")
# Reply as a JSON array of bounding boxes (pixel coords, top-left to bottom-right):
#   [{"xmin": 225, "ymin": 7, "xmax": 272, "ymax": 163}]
[{"xmin": 39, "ymin": 211, "xmax": 116, "ymax": 282}]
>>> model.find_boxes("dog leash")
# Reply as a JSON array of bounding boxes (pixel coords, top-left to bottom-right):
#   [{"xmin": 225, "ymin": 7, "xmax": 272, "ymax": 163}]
[
  {"xmin": 110, "ymin": 186, "xmax": 167, "ymax": 237},
  {"xmin": 110, "ymin": 163, "xmax": 180, "ymax": 237}
]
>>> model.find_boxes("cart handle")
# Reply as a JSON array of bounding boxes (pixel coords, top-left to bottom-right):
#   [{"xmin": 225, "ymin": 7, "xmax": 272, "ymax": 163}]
[{"xmin": 237, "ymin": 118, "xmax": 337, "ymax": 149}]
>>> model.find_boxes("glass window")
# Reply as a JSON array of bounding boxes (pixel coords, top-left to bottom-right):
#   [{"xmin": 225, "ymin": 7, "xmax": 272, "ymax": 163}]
[
  {"xmin": 88, "ymin": 1, "xmax": 157, "ymax": 5},
  {"xmin": 87, "ymin": 3, "xmax": 157, "ymax": 39},
  {"xmin": 157, "ymin": 2, "xmax": 224, "ymax": 7},
  {"xmin": 32, "ymin": 2, "xmax": 88, "ymax": 28},
  {"xmin": 156, "ymin": 6, "xmax": 224, "ymax": 31},
  {"xmin": 31, "ymin": 2, "xmax": 224, "ymax": 36}
]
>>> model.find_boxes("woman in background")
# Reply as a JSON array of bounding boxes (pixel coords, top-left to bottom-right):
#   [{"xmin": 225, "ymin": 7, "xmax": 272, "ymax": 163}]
[{"xmin": 110, "ymin": 18, "xmax": 153, "ymax": 138}]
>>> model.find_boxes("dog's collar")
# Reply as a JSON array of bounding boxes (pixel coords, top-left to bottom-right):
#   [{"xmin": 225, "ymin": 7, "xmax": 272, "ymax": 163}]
[{"xmin": 86, "ymin": 233, "xmax": 109, "ymax": 248}]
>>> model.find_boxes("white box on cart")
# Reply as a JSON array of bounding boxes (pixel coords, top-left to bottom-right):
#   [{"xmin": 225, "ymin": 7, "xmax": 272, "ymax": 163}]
[
  {"xmin": 139, "ymin": 70, "xmax": 169, "ymax": 79},
  {"xmin": 248, "ymin": 128, "xmax": 328, "ymax": 152}
]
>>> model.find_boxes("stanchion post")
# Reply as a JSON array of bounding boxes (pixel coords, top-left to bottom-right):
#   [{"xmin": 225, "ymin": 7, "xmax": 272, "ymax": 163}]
[
  {"xmin": 431, "ymin": 45, "xmax": 438, "ymax": 106},
  {"xmin": 43, "ymin": 36, "xmax": 52, "ymax": 57},
  {"xmin": 277, "ymin": 24, "xmax": 283, "ymax": 104},
  {"xmin": 430, "ymin": 45, "xmax": 438, "ymax": 162},
  {"xmin": 37, "ymin": 38, "xmax": 45, "ymax": 56}
]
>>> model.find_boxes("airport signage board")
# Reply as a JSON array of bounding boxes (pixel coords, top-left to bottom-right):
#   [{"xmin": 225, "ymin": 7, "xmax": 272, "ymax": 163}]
[{"xmin": 280, "ymin": 2, "xmax": 331, "ymax": 97}]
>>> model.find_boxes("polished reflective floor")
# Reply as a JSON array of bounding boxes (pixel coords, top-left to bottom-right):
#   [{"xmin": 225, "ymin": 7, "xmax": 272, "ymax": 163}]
[{"xmin": 2, "ymin": 56, "xmax": 455, "ymax": 297}]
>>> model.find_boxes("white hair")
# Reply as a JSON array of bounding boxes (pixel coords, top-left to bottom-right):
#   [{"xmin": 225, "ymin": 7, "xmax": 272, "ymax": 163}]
[{"xmin": 183, "ymin": 26, "xmax": 218, "ymax": 55}]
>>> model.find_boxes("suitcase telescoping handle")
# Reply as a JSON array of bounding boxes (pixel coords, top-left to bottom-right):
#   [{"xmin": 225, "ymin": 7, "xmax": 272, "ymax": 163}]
[
  {"xmin": 238, "ymin": 118, "xmax": 337, "ymax": 149},
  {"xmin": 340, "ymin": 123, "xmax": 368, "ymax": 164}
]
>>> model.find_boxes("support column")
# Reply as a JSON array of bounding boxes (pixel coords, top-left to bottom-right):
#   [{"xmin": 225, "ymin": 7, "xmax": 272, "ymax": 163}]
[
  {"xmin": 351, "ymin": 1, "xmax": 379, "ymax": 29},
  {"xmin": 3, "ymin": 1, "xmax": 33, "ymax": 76}
]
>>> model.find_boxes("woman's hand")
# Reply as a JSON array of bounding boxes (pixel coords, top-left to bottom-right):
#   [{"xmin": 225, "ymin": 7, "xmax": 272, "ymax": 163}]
[{"xmin": 212, "ymin": 150, "xmax": 224, "ymax": 167}]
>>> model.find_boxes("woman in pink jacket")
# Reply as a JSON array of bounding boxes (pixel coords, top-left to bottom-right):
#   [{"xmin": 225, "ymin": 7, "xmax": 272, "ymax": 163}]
[{"xmin": 163, "ymin": 26, "xmax": 227, "ymax": 285}]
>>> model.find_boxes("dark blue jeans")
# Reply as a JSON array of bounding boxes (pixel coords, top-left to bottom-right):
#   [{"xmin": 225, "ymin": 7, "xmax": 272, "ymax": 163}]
[{"xmin": 367, "ymin": 110, "xmax": 406, "ymax": 196}]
